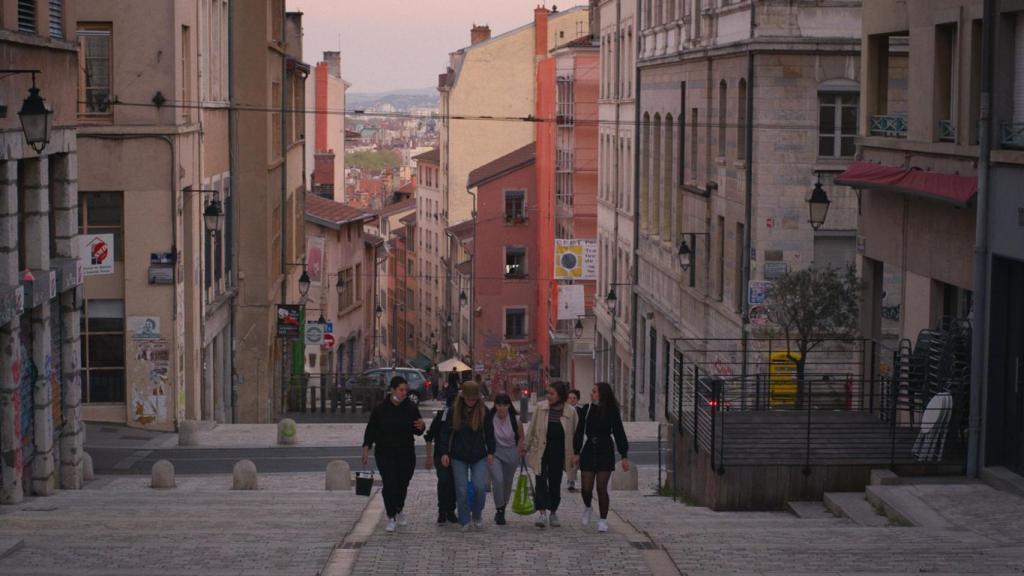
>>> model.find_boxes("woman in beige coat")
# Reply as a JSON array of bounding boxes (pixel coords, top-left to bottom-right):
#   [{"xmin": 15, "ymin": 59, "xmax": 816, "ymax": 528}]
[{"xmin": 524, "ymin": 381, "xmax": 578, "ymax": 528}]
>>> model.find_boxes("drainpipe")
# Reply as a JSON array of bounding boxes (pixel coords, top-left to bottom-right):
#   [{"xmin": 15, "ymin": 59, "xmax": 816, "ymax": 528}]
[
  {"xmin": 279, "ymin": 0, "xmax": 288, "ymax": 422},
  {"xmin": 467, "ymin": 188, "xmax": 476, "ymax": 369},
  {"xmin": 227, "ymin": 0, "xmax": 237, "ymax": 423},
  {"xmin": 739, "ymin": 0, "xmax": 756, "ymax": 405},
  {"xmin": 967, "ymin": 0, "xmax": 994, "ymax": 478},
  {"xmin": 629, "ymin": 0, "xmax": 642, "ymax": 421},
  {"xmin": 609, "ymin": 0, "xmax": 622, "ymax": 387}
]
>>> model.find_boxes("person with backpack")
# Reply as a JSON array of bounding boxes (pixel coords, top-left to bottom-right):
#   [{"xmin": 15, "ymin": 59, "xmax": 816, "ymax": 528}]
[
  {"xmin": 423, "ymin": 394, "xmax": 458, "ymax": 525},
  {"xmin": 486, "ymin": 393, "xmax": 526, "ymax": 525},
  {"xmin": 573, "ymin": 382, "xmax": 630, "ymax": 533},
  {"xmin": 524, "ymin": 381, "xmax": 578, "ymax": 528},
  {"xmin": 361, "ymin": 376, "xmax": 425, "ymax": 533},
  {"xmin": 566, "ymin": 389, "xmax": 583, "ymax": 492},
  {"xmin": 439, "ymin": 381, "xmax": 495, "ymax": 530}
]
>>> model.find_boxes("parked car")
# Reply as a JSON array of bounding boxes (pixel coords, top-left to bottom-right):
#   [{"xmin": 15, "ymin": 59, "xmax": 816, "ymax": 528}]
[{"xmin": 345, "ymin": 367, "xmax": 430, "ymax": 405}]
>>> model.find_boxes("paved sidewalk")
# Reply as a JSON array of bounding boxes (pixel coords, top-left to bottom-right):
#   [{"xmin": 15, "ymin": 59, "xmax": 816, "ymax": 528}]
[
  {"xmin": 351, "ymin": 470, "xmax": 655, "ymax": 576},
  {"xmin": 614, "ymin": 469, "xmax": 1024, "ymax": 575},
  {"xmin": 0, "ymin": 473, "xmax": 369, "ymax": 576}
]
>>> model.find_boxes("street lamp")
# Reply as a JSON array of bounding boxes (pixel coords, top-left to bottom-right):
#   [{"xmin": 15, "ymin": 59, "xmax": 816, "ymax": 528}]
[
  {"xmin": 807, "ymin": 178, "xmax": 831, "ymax": 231},
  {"xmin": 678, "ymin": 237, "xmax": 692, "ymax": 272},
  {"xmin": 375, "ymin": 304, "xmax": 384, "ymax": 319},
  {"xmin": 605, "ymin": 288, "xmax": 618, "ymax": 315},
  {"xmin": 298, "ymin": 270, "xmax": 311, "ymax": 298},
  {"xmin": 573, "ymin": 317, "xmax": 584, "ymax": 339},
  {"xmin": 459, "ymin": 289, "xmax": 468, "ymax": 307},
  {"xmin": 335, "ymin": 273, "xmax": 345, "ymax": 296},
  {"xmin": 317, "ymin": 313, "xmax": 327, "ymax": 326},
  {"xmin": 17, "ymin": 75, "xmax": 51, "ymax": 154},
  {"xmin": 203, "ymin": 198, "xmax": 224, "ymax": 235}
]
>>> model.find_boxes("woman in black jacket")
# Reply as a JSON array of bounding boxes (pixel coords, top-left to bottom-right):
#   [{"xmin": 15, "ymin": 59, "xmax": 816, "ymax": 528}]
[
  {"xmin": 572, "ymin": 382, "xmax": 629, "ymax": 533},
  {"xmin": 439, "ymin": 380, "xmax": 495, "ymax": 530},
  {"xmin": 362, "ymin": 376, "xmax": 425, "ymax": 533}
]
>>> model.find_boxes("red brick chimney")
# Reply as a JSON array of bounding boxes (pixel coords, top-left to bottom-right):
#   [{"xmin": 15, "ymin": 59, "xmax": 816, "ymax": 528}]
[
  {"xmin": 471, "ymin": 24, "xmax": 491, "ymax": 45},
  {"xmin": 535, "ymin": 5, "xmax": 550, "ymax": 57}
]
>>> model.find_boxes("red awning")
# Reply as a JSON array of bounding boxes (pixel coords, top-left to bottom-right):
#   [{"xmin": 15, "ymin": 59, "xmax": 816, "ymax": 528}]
[{"xmin": 835, "ymin": 161, "xmax": 977, "ymax": 207}]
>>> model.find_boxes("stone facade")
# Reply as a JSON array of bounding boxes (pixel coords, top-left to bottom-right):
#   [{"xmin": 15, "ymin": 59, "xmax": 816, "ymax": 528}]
[{"xmin": 629, "ymin": 0, "xmax": 861, "ymax": 421}]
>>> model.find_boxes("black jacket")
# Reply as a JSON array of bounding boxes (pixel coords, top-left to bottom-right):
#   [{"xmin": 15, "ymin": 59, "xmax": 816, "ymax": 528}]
[
  {"xmin": 424, "ymin": 407, "xmax": 452, "ymax": 462},
  {"xmin": 439, "ymin": 407, "xmax": 495, "ymax": 464},
  {"xmin": 486, "ymin": 407, "xmax": 520, "ymax": 447},
  {"xmin": 573, "ymin": 403, "xmax": 629, "ymax": 458},
  {"xmin": 362, "ymin": 398, "xmax": 423, "ymax": 451}
]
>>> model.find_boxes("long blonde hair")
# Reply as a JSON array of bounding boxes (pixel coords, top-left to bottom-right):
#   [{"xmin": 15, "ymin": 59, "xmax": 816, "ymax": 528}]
[{"xmin": 452, "ymin": 394, "xmax": 486, "ymax": 432}]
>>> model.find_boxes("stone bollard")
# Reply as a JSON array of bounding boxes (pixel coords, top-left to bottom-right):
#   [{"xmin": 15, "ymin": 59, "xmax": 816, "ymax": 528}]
[
  {"xmin": 325, "ymin": 460, "xmax": 352, "ymax": 491},
  {"xmin": 610, "ymin": 465, "xmax": 639, "ymax": 491},
  {"xmin": 232, "ymin": 460, "xmax": 258, "ymax": 490},
  {"xmin": 179, "ymin": 419, "xmax": 200, "ymax": 447},
  {"xmin": 277, "ymin": 418, "xmax": 297, "ymax": 445},
  {"xmin": 151, "ymin": 460, "xmax": 176, "ymax": 489},
  {"xmin": 82, "ymin": 451, "xmax": 95, "ymax": 481}
]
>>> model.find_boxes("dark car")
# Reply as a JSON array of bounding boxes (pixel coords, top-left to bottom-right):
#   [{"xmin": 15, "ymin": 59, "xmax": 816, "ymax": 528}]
[{"xmin": 346, "ymin": 367, "xmax": 430, "ymax": 405}]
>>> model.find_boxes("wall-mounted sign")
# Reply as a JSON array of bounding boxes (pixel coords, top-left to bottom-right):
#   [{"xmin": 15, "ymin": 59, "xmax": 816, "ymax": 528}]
[
  {"xmin": 305, "ymin": 321, "xmax": 325, "ymax": 346},
  {"xmin": 748, "ymin": 281, "xmax": 773, "ymax": 306},
  {"xmin": 79, "ymin": 234, "xmax": 115, "ymax": 276},
  {"xmin": 557, "ymin": 284, "xmax": 585, "ymax": 321},
  {"xmin": 764, "ymin": 261, "xmax": 790, "ymax": 281},
  {"xmin": 554, "ymin": 239, "xmax": 597, "ymax": 280},
  {"xmin": 276, "ymin": 305, "xmax": 301, "ymax": 338},
  {"xmin": 322, "ymin": 333, "xmax": 336, "ymax": 349}
]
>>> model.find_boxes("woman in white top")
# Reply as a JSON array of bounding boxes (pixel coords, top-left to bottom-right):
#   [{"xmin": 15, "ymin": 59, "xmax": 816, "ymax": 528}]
[{"xmin": 485, "ymin": 393, "xmax": 525, "ymax": 525}]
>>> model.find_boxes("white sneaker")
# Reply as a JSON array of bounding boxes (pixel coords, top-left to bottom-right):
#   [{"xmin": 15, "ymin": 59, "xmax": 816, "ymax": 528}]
[
  {"xmin": 597, "ymin": 519, "xmax": 609, "ymax": 533},
  {"xmin": 397, "ymin": 513, "xmax": 408, "ymax": 526},
  {"xmin": 581, "ymin": 506, "xmax": 593, "ymax": 527},
  {"xmin": 385, "ymin": 517, "xmax": 397, "ymax": 533},
  {"xmin": 461, "ymin": 523, "xmax": 472, "ymax": 532},
  {"xmin": 548, "ymin": 512, "xmax": 561, "ymax": 527},
  {"xmin": 534, "ymin": 511, "xmax": 548, "ymax": 528},
  {"xmin": 473, "ymin": 519, "xmax": 484, "ymax": 531}
]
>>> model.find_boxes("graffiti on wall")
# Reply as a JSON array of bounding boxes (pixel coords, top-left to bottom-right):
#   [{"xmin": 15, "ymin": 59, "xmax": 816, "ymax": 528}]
[{"xmin": 128, "ymin": 317, "xmax": 169, "ymax": 426}]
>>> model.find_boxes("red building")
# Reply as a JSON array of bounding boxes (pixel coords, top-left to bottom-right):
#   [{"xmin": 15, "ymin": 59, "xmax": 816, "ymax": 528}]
[{"xmin": 468, "ymin": 144, "xmax": 542, "ymax": 396}]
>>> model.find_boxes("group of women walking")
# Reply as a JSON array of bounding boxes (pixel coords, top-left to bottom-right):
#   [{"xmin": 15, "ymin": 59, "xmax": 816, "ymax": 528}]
[{"xmin": 362, "ymin": 376, "xmax": 629, "ymax": 534}]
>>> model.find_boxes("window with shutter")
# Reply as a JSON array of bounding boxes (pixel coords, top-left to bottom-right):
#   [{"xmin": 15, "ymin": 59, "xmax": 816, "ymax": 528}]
[
  {"xmin": 18, "ymin": 0, "xmax": 36, "ymax": 33},
  {"xmin": 48, "ymin": 0, "xmax": 63, "ymax": 39}
]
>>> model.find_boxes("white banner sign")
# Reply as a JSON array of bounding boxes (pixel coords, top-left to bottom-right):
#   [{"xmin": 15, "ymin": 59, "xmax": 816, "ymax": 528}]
[
  {"xmin": 554, "ymin": 239, "xmax": 597, "ymax": 280},
  {"xmin": 557, "ymin": 284, "xmax": 585, "ymax": 321},
  {"xmin": 79, "ymin": 234, "xmax": 115, "ymax": 276}
]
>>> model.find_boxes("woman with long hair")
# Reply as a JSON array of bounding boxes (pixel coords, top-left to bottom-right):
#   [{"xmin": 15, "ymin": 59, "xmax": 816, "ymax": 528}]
[
  {"xmin": 524, "ymin": 381, "xmax": 578, "ymax": 528},
  {"xmin": 361, "ymin": 376, "xmax": 426, "ymax": 533},
  {"xmin": 439, "ymin": 380, "xmax": 495, "ymax": 530},
  {"xmin": 573, "ymin": 382, "xmax": 629, "ymax": 533},
  {"xmin": 486, "ymin": 393, "xmax": 526, "ymax": 525}
]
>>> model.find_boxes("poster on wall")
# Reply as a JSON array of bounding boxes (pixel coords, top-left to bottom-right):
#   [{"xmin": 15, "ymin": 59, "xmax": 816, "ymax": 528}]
[
  {"xmin": 79, "ymin": 233, "xmax": 115, "ymax": 276},
  {"xmin": 276, "ymin": 305, "xmax": 302, "ymax": 338},
  {"xmin": 128, "ymin": 317, "xmax": 161, "ymax": 340},
  {"xmin": 306, "ymin": 236, "xmax": 324, "ymax": 285},
  {"xmin": 557, "ymin": 284, "xmax": 585, "ymax": 321},
  {"xmin": 554, "ymin": 239, "xmax": 597, "ymax": 280}
]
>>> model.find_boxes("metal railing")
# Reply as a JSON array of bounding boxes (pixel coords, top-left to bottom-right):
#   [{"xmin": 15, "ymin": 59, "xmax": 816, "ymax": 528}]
[
  {"xmin": 283, "ymin": 372, "xmax": 387, "ymax": 415},
  {"xmin": 870, "ymin": 113, "xmax": 907, "ymax": 138},
  {"xmin": 1000, "ymin": 122, "xmax": 1024, "ymax": 148}
]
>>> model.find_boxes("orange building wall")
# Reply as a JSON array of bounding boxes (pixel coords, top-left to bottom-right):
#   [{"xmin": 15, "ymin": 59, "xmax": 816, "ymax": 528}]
[{"xmin": 535, "ymin": 56, "xmax": 557, "ymax": 383}]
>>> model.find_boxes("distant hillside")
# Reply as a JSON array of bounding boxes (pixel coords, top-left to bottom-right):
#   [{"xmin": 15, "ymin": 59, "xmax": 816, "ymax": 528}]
[{"xmin": 347, "ymin": 88, "xmax": 438, "ymax": 111}]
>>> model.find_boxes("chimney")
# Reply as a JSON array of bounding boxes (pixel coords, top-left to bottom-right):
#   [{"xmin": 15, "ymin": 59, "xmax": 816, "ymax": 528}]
[
  {"xmin": 470, "ymin": 24, "xmax": 491, "ymax": 45},
  {"xmin": 535, "ymin": 5, "xmax": 550, "ymax": 57},
  {"xmin": 323, "ymin": 51, "xmax": 341, "ymax": 78}
]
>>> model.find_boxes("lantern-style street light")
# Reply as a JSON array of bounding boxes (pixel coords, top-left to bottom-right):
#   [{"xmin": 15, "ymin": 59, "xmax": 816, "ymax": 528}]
[
  {"xmin": 203, "ymin": 199, "xmax": 224, "ymax": 234},
  {"xmin": 807, "ymin": 178, "xmax": 831, "ymax": 231},
  {"xmin": 298, "ymin": 270, "xmax": 311, "ymax": 297}
]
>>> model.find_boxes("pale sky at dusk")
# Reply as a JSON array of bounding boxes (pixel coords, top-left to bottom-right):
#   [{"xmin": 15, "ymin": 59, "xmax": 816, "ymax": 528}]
[{"xmin": 288, "ymin": 0, "xmax": 588, "ymax": 93}]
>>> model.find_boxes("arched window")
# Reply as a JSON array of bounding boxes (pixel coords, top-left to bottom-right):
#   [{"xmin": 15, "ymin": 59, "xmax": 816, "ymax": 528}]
[
  {"xmin": 718, "ymin": 79, "xmax": 728, "ymax": 158},
  {"xmin": 663, "ymin": 114, "xmax": 674, "ymax": 238},
  {"xmin": 652, "ymin": 114, "xmax": 662, "ymax": 236},
  {"xmin": 737, "ymin": 78, "xmax": 748, "ymax": 161}
]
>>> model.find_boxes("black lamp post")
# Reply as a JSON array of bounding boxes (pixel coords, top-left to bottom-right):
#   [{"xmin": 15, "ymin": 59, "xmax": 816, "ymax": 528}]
[
  {"xmin": 298, "ymin": 270, "xmax": 311, "ymax": 298},
  {"xmin": 808, "ymin": 179, "xmax": 831, "ymax": 231},
  {"xmin": 18, "ymin": 75, "xmax": 51, "ymax": 154},
  {"xmin": 203, "ymin": 198, "xmax": 224, "ymax": 235}
]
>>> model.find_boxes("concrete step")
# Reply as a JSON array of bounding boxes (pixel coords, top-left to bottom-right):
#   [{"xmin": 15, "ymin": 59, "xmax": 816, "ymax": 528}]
[
  {"xmin": 823, "ymin": 492, "xmax": 890, "ymax": 526},
  {"xmin": 786, "ymin": 500, "xmax": 835, "ymax": 519},
  {"xmin": 981, "ymin": 466, "xmax": 1024, "ymax": 499},
  {"xmin": 0, "ymin": 537, "xmax": 23, "ymax": 560},
  {"xmin": 865, "ymin": 484, "xmax": 954, "ymax": 528}
]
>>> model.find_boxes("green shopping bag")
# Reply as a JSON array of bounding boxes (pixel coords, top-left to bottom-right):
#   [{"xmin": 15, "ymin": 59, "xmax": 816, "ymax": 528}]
[{"xmin": 511, "ymin": 459, "xmax": 535, "ymax": 516}]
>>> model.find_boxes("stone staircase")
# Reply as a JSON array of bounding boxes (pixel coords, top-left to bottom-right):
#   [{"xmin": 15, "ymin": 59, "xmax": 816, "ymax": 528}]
[{"xmin": 786, "ymin": 469, "xmax": 901, "ymax": 526}]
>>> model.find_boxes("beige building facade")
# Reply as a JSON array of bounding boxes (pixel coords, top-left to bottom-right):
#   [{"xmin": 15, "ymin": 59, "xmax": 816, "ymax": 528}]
[
  {"xmin": 413, "ymin": 148, "xmax": 442, "ymax": 362},
  {"xmin": 233, "ymin": 5, "xmax": 307, "ymax": 422},
  {"xmin": 632, "ymin": 0, "xmax": 861, "ymax": 421},
  {"xmin": 76, "ymin": 0, "xmax": 232, "ymax": 430},
  {"xmin": 0, "ymin": 0, "xmax": 86, "ymax": 503}
]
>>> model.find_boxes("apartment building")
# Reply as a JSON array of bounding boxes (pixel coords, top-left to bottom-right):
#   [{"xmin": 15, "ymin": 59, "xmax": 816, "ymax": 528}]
[
  {"xmin": 413, "ymin": 148, "xmax": 442, "ymax": 362},
  {"xmin": 307, "ymin": 50, "xmax": 349, "ymax": 202},
  {"xmin": 233, "ymin": 5, "xmax": 308, "ymax": 422},
  {"xmin": 596, "ymin": 0, "xmax": 638, "ymax": 414},
  {"xmin": 631, "ymin": 0, "xmax": 861, "ymax": 421},
  {"xmin": 0, "ymin": 0, "xmax": 85, "ymax": 502},
  {"xmin": 75, "ymin": 0, "xmax": 232, "ymax": 429}
]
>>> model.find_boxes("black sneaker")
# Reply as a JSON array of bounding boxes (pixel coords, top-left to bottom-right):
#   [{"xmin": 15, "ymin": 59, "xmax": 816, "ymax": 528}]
[
  {"xmin": 437, "ymin": 511, "xmax": 447, "ymax": 525},
  {"xmin": 495, "ymin": 508, "xmax": 507, "ymax": 525},
  {"xmin": 446, "ymin": 511, "xmax": 459, "ymax": 524}
]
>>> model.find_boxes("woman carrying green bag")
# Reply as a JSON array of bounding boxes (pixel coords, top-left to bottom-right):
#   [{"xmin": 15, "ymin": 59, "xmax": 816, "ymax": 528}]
[
  {"xmin": 486, "ymin": 393, "xmax": 526, "ymax": 525},
  {"xmin": 511, "ymin": 460, "xmax": 535, "ymax": 516}
]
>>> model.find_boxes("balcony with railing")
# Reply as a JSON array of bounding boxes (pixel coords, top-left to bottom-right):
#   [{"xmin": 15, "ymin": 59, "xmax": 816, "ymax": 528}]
[
  {"xmin": 869, "ymin": 113, "xmax": 907, "ymax": 138},
  {"xmin": 1000, "ymin": 123, "xmax": 1024, "ymax": 149},
  {"xmin": 938, "ymin": 119, "xmax": 956, "ymax": 142}
]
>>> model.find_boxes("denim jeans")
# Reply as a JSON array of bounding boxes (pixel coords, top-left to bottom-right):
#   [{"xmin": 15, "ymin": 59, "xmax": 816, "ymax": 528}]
[{"xmin": 451, "ymin": 457, "xmax": 488, "ymax": 525}]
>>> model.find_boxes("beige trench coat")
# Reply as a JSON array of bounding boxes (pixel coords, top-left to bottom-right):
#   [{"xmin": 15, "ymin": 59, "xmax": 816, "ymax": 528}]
[{"xmin": 524, "ymin": 401, "xmax": 578, "ymax": 475}]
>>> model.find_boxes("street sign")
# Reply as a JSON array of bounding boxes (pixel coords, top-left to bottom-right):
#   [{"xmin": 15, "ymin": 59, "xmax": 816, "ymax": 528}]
[
  {"xmin": 305, "ymin": 321, "xmax": 325, "ymax": 346},
  {"xmin": 322, "ymin": 333, "xmax": 336, "ymax": 348},
  {"xmin": 748, "ymin": 281, "xmax": 773, "ymax": 306},
  {"xmin": 276, "ymin": 305, "xmax": 301, "ymax": 338},
  {"xmin": 324, "ymin": 321, "xmax": 333, "ymax": 334}
]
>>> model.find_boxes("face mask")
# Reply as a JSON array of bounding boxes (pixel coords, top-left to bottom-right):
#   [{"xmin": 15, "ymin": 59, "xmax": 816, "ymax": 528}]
[{"xmin": 392, "ymin": 394, "xmax": 401, "ymax": 403}]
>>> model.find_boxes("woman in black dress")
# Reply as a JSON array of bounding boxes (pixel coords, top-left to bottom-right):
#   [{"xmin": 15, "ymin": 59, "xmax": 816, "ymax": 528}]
[{"xmin": 573, "ymin": 382, "xmax": 629, "ymax": 533}]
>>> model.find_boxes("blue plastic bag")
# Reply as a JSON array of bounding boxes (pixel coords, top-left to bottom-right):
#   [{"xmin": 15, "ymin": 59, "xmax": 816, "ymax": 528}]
[{"xmin": 467, "ymin": 478, "xmax": 475, "ymax": 503}]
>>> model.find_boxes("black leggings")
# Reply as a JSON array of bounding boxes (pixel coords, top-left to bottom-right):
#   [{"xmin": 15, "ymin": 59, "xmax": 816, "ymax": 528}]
[
  {"xmin": 376, "ymin": 446, "xmax": 416, "ymax": 518},
  {"xmin": 580, "ymin": 470, "xmax": 612, "ymax": 519}
]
